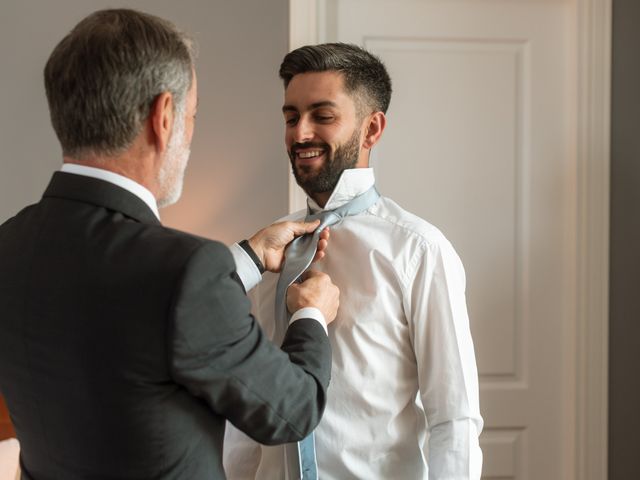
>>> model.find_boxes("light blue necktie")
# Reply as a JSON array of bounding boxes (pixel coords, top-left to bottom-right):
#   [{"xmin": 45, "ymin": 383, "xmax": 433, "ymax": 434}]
[{"xmin": 274, "ymin": 185, "xmax": 380, "ymax": 480}]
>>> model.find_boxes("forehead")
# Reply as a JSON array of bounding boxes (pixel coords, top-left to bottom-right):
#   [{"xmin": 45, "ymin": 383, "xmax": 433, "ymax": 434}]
[{"xmin": 284, "ymin": 71, "xmax": 355, "ymax": 110}]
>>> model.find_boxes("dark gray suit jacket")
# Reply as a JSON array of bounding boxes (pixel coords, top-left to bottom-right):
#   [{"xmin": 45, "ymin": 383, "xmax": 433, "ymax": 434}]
[{"xmin": 0, "ymin": 172, "xmax": 331, "ymax": 479}]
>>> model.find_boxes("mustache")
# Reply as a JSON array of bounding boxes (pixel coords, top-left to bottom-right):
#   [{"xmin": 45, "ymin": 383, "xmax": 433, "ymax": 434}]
[{"xmin": 290, "ymin": 142, "xmax": 329, "ymax": 156}]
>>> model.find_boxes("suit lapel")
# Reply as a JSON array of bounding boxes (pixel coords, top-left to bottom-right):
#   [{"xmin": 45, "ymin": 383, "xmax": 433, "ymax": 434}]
[{"xmin": 42, "ymin": 172, "xmax": 161, "ymax": 226}]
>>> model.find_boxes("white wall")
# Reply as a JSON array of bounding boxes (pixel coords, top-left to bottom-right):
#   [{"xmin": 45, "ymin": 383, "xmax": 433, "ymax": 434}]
[{"xmin": 0, "ymin": 0, "xmax": 290, "ymax": 244}]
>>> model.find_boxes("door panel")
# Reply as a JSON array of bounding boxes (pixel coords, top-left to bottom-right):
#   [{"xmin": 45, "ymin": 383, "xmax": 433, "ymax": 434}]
[{"xmin": 314, "ymin": 1, "xmax": 577, "ymax": 478}]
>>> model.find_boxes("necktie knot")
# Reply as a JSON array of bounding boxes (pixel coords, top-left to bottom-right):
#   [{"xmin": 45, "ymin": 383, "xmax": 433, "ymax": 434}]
[
  {"xmin": 307, "ymin": 210, "xmax": 342, "ymax": 231},
  {"xmin": 275, "ymin": 185, "xmax": 380, "ymax": 339}
]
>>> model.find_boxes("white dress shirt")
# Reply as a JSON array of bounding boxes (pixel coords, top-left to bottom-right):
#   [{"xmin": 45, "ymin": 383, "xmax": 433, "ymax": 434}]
[{"xmin": 224, "ymin": 168, "xmax": 483, "ymax": 480}]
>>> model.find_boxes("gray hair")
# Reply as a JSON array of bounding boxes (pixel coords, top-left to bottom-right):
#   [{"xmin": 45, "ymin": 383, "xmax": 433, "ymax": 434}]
[
  {"xmin": 279, "ymin": 43, "xmax": 392, "ymax": 115},
  {"xmin": 44, "ymin": 8, "xmax": 195, "ymax": 158}
]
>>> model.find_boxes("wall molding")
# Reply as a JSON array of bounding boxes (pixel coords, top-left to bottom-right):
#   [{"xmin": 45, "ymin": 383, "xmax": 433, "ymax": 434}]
[
  {"xmin": 287, "ymin": 0, "xmax": 319, "ymax": 213},
  {"xmin": 576, "ymin": 0, "xmax": 611, "ymax": 479}
]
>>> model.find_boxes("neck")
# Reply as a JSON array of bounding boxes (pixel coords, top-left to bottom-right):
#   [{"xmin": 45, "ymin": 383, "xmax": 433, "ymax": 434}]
[
  {"xmin": 63, "ymin": 145, "xmax": 160, "ymax": 200},
  {"xmin": 310, "ymin": 191, "xmax": 332, "ymax": 208},
  {"xmin": 308, "ymin": 157, "xmax": 370, "ymax": 208}
]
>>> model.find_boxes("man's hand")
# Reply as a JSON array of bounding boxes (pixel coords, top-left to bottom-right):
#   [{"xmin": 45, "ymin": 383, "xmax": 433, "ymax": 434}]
[
  {"xmin": 248, "ymin": 220, "xmax": 330, "ymax": 273},
  {"xmin": 286, "ymin": 270, "xmax": 340, "ymax": 324}
]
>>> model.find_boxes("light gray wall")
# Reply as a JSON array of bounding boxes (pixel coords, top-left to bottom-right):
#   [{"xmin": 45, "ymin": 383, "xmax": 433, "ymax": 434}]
[
  {"xmin": 609, "ymin": 0, "xmax": 640, "ymax": 478},
  {"xmin": 0, "ymin": 0, "xmax": 290, "ymax": 244}
]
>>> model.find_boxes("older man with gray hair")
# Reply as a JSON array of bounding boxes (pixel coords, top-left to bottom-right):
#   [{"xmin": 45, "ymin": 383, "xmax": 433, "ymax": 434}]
[{"xmin": 0, "ymin": 9, "xmax": 340, "ymax": 479}]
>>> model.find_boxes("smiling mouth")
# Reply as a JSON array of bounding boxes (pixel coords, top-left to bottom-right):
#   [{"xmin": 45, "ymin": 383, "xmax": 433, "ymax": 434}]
[
  {"xmin": 297, "ymin": 150, "xmax": 324, "ymax": 159},
  {"xmin": 290, "ymin": 143, "xmax": 329, "ymax": 164}
]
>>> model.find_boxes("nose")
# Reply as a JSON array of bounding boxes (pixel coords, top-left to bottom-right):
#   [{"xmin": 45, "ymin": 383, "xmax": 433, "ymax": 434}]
[{"xmin": 290, "ymin": 116, "xmax": 314, "ymax": 144}]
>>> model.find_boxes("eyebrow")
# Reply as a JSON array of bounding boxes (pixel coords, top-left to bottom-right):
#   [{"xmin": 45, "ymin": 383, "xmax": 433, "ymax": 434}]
[{"xmin": 282, "ymin": 100, "xmax": 338, "ymax": 113}]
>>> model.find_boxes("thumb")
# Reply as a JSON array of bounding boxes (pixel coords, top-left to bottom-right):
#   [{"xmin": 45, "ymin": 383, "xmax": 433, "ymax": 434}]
[
  {"xmin": 291, "ymin": 219, "xmax": 321, "ymax": 237},
  {"xmin": 300, "ymin": 269, "xmax": 323, "ymax": 282}
]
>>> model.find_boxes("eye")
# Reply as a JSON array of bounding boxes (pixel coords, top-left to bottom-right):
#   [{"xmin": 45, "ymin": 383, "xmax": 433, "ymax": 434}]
[
  {"xmin": 314, "ymin": 114, "xmax": 334, "ymax": 123},
  {"xmin": 285, "ymin": 116, "xmax": 299, "ymax": 126}
]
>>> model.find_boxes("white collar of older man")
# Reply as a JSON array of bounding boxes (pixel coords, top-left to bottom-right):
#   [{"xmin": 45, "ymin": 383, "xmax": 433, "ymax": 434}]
[{"xmin": 60, "ymin": 163, "xmax": 160, "ymax": 220}]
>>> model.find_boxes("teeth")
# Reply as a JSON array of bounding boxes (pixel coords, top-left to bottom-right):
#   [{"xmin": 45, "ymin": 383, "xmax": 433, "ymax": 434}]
[{"xmin": 298, "ymin": 150, "xmax": 323, "ymax": 159}]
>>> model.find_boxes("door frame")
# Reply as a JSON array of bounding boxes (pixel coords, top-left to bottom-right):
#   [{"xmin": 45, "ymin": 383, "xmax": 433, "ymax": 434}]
[
  {"xmin": 287, "ymin": 1, "xmax": 611, "ymax": 479},
  {"xmin": 575, "ymin": 1, "xmax": 611, "ymax": 479}
]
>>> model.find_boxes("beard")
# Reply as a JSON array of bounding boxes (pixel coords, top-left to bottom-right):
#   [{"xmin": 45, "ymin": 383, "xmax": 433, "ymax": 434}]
[
  {"xmin": 289, "ymin": 128, "xmax": 361, "ymax": 196},
  {"xmin": 156, "ymin": 110, "xmax": 191, "ymax": 209}
]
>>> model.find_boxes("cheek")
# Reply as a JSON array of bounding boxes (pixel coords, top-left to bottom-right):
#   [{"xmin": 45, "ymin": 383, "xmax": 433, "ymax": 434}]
[
  {"xmin": 317, "ymin": 124, "xmax": 345, "ymax": 143},
  {"xmin": 284, "ymin": 129, "xmax": 294, "ymax": 147},
  {"xmin": 186, "ymin": 122, "xmax": 195, "ymax": 144}
]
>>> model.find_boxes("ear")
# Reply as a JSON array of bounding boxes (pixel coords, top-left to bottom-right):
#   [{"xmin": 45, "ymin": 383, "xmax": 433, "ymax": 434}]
[
  {"xmin": 362, "ymin": 111, "xmax": 386, "ymax": 150},
  {"xmin": 149, "ymin": 92, "xmax": 175, "ymax": 153}
]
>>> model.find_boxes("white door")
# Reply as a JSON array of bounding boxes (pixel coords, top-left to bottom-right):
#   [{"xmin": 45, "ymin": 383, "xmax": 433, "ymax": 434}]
[{"xmin": 290, "ymin": 1, "xmax": 587, "ymax": 479}]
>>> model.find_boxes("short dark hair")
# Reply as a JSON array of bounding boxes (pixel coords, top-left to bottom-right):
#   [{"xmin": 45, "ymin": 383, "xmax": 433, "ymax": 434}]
[
  {"xmin": 279, "ymin": 43, "xmax": 392, "ymax": 115},
  {"xmin": 44, "ymin": 8, "xmax": 195, "ymax": 158}
]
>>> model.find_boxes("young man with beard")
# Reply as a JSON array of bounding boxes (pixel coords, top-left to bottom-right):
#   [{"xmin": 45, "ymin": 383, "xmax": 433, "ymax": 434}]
[
  {"xmin": 0, "ymin": 10, "xmax": 341, "ymax": 479},
  {"xmin": 224, "ymin": 43, "xmax": 483, "ymax": 479}
]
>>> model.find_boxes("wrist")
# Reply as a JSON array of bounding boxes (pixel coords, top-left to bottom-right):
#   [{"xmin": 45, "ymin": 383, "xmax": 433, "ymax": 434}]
[
  {"xmin": 239, "ymin": 239, "xmax": 265, "ymax": 274},
  {"xmin": 290, "ymin": 307, "xmax": 328, "ymax": 335}
]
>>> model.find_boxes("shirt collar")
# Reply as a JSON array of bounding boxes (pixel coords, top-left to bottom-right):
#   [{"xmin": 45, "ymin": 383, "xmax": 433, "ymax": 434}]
[
  {"xmin": 60, "ymin": 163, "xmax": 160, "ymax": 220},
  {"xmin": 308, "ymin": 168, "xmax": 376, "ymax": 213}
]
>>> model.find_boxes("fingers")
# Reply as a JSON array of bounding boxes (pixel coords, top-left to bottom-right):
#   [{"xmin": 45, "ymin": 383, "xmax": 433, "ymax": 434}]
[
  {"xmin": 286, "ymin": 220, "xmax": 329, "ymax": 239},
  {"xmin": 299, "ymin": 269, "xmax": 323, "ymax": 281},
  {"xmin": 288, "ymin": 219, "xmax": 321, "ymax": 237},
  {"xmin": 311, "ymin": 228, "xmax": 330, "ymax": 263},
  {"xmin": 316, "ymin": 238, "xmax": 328, "ymax": 253},
  {"xmin": 312, "ymin": 238, "xmax": 328, "ymax": 263},
  {"xmin": 287, "ymin": 269, "xmax": 340, "ymax": 324},
  {"xmin": 318, "ymin": 227, "xmax": 330, "ymax": 242}
]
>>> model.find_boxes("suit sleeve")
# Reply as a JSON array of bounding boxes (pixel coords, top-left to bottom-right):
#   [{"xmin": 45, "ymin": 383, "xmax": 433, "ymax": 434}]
[{"xmin": 169, "ymin": 241, "xmax": 331, "ymax": 445}]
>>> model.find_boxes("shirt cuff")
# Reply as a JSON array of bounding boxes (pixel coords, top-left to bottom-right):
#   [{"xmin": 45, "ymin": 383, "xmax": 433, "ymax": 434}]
[
  {"xmin": 229, "ymin": 243, "xmax": 262, "ymax": 292},
  {"xmin": 290, "ymin": 307, "xmax": 328, "ymax": 335}
]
